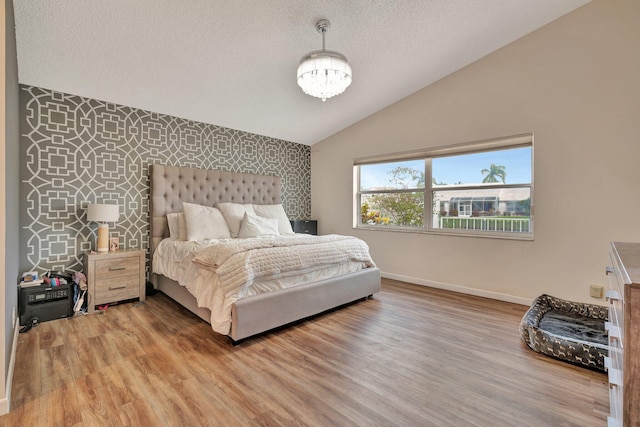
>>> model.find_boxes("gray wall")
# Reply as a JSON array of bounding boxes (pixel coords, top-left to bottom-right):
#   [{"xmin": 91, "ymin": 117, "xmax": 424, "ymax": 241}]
[
  {"xmin": 19, "ymin": 86, "xmax": 311, "ymax": 275},
  {"xmin": 5, "ymin": 0, "xmax": 20, "ymax": 390}
]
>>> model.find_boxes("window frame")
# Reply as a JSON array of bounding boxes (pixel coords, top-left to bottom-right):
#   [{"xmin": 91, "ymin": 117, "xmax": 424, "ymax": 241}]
[{"xmin": 354, "ymin": 133, "xmax": 534, "ymax": 240}]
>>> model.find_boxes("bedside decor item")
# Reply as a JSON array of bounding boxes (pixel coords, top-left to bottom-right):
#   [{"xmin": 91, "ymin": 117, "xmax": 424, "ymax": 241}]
[
  {"xmin": 297, "ymin": 19, "xmax": 352, "ymax": 102},
  {"xmin": 87, "ymin": 203, "xmax": 120, "ymax": 253},
  {"xmin": 109, "ymin": 237, "xmax": 120, "ymax": 252}
]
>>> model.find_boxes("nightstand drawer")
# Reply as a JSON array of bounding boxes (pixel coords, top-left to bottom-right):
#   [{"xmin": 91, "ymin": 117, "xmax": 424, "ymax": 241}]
[
  {"xmin": 94, "ymin": 274, "xmax": 140, "ymax": 303},
  {"xmin": 84, "ymin": 249, "xmax": 145, "ymax": 313},
  {"xmin": 94, "ymin": 257, "xmax": 139, "ymax": 278}
]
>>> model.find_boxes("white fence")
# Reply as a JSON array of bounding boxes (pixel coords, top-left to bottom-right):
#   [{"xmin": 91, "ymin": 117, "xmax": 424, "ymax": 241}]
[{"xmin": 439, "ymin": 216, "xmax": 530, "ymax": 232}]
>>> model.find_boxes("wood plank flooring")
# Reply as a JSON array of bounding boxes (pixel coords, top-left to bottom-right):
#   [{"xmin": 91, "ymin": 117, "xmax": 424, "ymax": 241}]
[{"xmin": 1, "ymin": 279, "xmax": 609, "ymax": 426}]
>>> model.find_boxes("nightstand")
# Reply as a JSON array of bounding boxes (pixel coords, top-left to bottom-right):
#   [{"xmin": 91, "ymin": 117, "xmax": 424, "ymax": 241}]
[
  {"xmin": 84, "ymin": 249, "xmax": 145, "ymax": 313},
  {"xmin": 290, "ymin": 219, "xmax": 317, "ymax": 235}
]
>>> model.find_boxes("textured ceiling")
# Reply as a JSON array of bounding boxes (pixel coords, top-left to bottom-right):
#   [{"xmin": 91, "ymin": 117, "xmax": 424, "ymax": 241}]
[{"xmin": 13, "ymin": 0, "xmax": 589, "ymax": 145}]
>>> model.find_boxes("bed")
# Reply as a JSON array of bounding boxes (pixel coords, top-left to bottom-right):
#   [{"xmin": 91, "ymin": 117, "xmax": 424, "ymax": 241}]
[{"xmin": 149, "ymin": 164, "xmax": 381, "ymax": 342}]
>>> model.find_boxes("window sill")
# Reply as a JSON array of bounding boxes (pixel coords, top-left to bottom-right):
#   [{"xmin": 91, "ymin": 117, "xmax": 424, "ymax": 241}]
[{"xmin": 354, "ymin": 225, "xmax": 534, "ymax": 241}]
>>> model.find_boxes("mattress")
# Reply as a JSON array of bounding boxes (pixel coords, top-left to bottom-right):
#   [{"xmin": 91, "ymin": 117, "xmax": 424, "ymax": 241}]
[{"xmin": 152, "ymin": 234, "xmax": 375, "ymax": 334}]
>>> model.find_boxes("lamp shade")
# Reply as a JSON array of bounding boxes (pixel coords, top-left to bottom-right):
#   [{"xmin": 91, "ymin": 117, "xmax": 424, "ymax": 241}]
[{"xmin": 87, "ymin": 204, "xmax": 120, "ymax": 223}]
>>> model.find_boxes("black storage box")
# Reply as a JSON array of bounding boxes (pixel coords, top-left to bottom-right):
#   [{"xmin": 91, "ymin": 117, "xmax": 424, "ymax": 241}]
[
  {"xmin": 19, "ymin": 283, "xmax": 73, "ymax": 326},
  {"xmin": 290, "ymin": 219, "xmax": 317, "ymax": 235}
]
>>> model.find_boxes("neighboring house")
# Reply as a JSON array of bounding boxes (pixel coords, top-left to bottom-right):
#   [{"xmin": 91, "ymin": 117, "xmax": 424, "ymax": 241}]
[{"xmin": 436, "ymin": 186, "xmax": 530, "ymax": 217}]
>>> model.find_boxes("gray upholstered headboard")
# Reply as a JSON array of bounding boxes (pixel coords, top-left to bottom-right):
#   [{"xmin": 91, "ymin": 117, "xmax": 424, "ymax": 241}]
[{"xmin": 150, "ymin": 164, "xmax": 282, "ymax": 255}]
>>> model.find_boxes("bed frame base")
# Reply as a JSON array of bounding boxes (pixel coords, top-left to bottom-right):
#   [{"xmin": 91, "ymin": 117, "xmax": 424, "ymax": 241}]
[{"xmin": 155, "ymin": 267, "xmax": 381, "ymax": 342}]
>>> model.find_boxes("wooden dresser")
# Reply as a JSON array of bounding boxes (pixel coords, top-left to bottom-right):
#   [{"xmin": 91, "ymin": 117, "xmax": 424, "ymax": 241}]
[
  {"xmin": 605, "ymin": 242, "xmax": 640, "ymax": 426},
  {"xmin": 84, "ymin": 249, "xmax": 146, "ymax": 313}
]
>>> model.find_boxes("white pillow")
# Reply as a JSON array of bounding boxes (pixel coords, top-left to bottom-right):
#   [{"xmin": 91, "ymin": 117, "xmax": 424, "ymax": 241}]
[
  {"xmin": 182, "ymin": 202, "xmax": 230, "ymax": 241},
  {"xmin": 166, "ymin": 212, "xmax": 187, "ymax": 241},
  {"xmin": 252, "ymin": 204, "xmax": 294, "ymax": 235},
  {"xmin": 217, "ymin": 202, "xmax": 255, "ymax": 238},
  {"xmin": 238, "ymin": 212, "xmax": 279, "ymax": 238}
]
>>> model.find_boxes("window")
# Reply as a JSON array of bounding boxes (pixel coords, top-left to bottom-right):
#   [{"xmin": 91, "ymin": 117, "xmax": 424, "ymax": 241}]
[
  {"xmin": 354, "ymin": 134, "xmax": 533, "ymax": 238},
  {"xmin": 359, "ymin": 159, "xmax": 425, "ymax": 227}
]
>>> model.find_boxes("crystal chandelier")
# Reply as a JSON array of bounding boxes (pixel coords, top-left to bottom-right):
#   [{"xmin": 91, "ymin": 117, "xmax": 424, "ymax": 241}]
[{"xmin": 297, "ymin": 19, "xmax": 352, "ymax": 102}]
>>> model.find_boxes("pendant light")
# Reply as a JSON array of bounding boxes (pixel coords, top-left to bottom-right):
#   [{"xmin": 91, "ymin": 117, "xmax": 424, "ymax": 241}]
[{"xmin": 297, "ymin": 19, "xmax": 352, "ymax": 102}]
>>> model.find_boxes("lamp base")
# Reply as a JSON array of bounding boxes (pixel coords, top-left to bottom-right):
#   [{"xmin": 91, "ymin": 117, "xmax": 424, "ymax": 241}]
[{"xmin": 96, "ymin": 223, "xmax": 109, "ymax": 253}]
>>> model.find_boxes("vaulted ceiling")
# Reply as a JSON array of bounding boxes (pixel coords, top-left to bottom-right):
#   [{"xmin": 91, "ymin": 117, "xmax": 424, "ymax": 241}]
[{"xmin": 13, "ymin": 0, "xmax": 590, "ymax": 145}]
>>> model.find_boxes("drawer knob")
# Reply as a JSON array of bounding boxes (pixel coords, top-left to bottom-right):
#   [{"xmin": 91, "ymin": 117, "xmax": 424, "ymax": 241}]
[
  {"xmin": 109, "ymin": 267, "xmax": 126, "ymax": 271},
  {"xmin": 109, "ymin": 285, "xmax": 127, "ymax": 290}
]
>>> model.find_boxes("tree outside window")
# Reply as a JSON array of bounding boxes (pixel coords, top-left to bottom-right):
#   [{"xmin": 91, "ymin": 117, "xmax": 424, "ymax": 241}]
[{"xmin": 355, "ymin": 135, "xmax": 533, "ymax": 237}]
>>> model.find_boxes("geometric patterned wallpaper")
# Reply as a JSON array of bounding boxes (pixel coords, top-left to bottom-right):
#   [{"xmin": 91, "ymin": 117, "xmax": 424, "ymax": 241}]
[{"xmin": 19, "ymin": 85, "xmax": 311, "ymax": 275}]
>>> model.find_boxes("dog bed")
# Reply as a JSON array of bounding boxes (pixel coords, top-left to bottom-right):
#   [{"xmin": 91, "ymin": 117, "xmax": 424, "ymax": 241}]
[{"xmin": 519, "ymin": 294, "xmax": 608, "ymax": 371}]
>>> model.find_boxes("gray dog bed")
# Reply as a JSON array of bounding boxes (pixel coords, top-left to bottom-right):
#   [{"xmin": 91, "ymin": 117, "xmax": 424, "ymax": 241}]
[{"xmin": 520, "ymin": 294, "xmax": 608, "ymax": 371}]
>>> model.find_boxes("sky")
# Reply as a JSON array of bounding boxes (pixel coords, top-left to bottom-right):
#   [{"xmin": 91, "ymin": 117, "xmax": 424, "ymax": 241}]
[{"xmin": 360, "ymin": 147, "xmax": 531, "ymax": 189}]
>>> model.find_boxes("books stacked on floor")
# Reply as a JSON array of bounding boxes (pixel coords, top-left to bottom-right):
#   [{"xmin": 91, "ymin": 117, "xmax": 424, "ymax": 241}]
[
  {"xmin": 19, "ymin": 271, "xmax": 43, "ymax": 288},
  {"xmin": 19, "ymin": 271, "xmax": 70, "ymax": 288}
]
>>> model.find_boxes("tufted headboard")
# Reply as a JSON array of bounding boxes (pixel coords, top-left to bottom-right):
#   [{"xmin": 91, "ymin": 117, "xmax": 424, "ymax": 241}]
[{"xmin": 150, "ymin": 164, "xmax": 282, "ymax": 255}]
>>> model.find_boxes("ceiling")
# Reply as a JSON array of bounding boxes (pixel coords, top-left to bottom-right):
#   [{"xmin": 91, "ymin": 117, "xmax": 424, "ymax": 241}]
[{"xmin": 13, "ymin": 0, "xmax": 590, "ymax": 146}]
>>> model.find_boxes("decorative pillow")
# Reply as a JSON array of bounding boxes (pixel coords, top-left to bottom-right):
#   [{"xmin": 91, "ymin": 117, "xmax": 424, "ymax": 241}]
[
  {"xmin": 166, "ymin": 212, "xmax": 187, "ymax": 241},
  {"xmin": 182, "ymin": 202, "xmax": 230, "ymax": 241},
  {"xmin": 252, "ymin": 204, "xmax": 294, "ymax": 235},
  {"xmin": 217, "ymin": 202, "xmax": 255, "ymax": 238},
  {"xmin": 238, "ymin": 212, "xmax": 279, "ymax": 238}
]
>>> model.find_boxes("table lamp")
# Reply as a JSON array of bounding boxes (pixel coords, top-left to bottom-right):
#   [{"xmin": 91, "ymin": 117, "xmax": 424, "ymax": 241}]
[{"xmin": 87, "ymin": 203, "xmax": 120, "ymax": 253}]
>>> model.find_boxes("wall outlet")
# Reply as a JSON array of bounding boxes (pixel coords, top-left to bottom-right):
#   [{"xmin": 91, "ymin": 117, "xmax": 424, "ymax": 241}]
[
  {"xmin": 12, "ymin": 306, "xmax": 16, "ymax": 329},
  {"xmin": 590, "ymin": 285, "xmax": 604, "ymax": 299}
]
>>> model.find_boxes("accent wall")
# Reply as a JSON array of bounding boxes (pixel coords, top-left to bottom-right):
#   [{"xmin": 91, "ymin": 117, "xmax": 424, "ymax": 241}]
[{"xmin": 19, "ymin": 86, "xmax": 311, "ymax": 275}]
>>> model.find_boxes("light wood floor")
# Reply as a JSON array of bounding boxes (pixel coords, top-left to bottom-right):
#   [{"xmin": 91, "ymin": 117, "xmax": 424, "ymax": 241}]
[{"xmin": 1, "ymin": 279, "xmax": 608, "ymax": 426}]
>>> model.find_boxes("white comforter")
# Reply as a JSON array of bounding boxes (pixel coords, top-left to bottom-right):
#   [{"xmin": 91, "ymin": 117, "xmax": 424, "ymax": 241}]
[
  {"xmin": 152, "ymin": 234, "xmax": 375, "ymax": 334},
  {"xmin": 193, "ymin": 234, "xmax": 375, "ymax": 296}
]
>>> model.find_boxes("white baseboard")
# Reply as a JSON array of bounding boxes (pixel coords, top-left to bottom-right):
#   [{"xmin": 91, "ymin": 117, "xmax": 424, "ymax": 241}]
[
  {"xmin": 0, "ymin": 315, "xmax": 20, "ymax": 415},
  {"xmin": 381, "ymin": 271, "xmax": 533, "ymax": 307}
]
